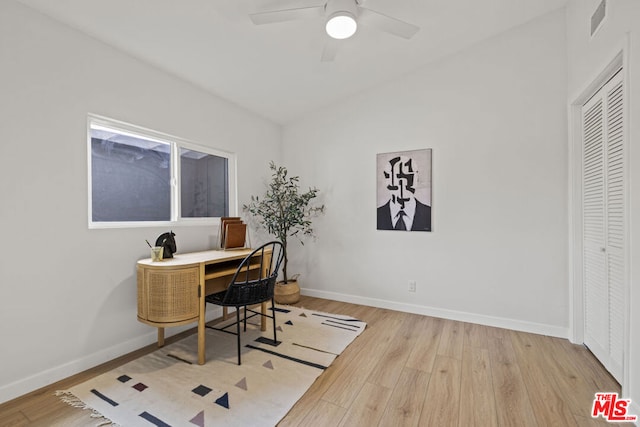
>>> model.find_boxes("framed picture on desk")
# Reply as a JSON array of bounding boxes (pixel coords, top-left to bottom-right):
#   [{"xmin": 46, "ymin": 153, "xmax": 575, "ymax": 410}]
[{"xmin": 219, "ymin": 217, "xmax": 248, "ymax": 250}]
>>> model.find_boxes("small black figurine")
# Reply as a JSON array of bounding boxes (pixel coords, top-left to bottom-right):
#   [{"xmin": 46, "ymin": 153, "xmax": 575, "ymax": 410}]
[{"xmin": 155, "ymin": 231, "xmax": 177, "ymax": 258}]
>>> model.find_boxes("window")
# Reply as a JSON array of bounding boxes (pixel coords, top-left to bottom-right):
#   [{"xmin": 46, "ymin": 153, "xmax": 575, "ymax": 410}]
[
  {"xmin": 180, "ymin": 148, "xmax": 229, "ymax": 218},
  {"xmin": 88, "ymin": 115, "xmax": 235, "ymax": 228}
]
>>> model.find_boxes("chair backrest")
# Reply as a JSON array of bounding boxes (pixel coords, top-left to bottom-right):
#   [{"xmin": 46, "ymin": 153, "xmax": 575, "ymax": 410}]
[{"xmin": 222, "ymin": 241, "xmax": 285, "ymax": 306}]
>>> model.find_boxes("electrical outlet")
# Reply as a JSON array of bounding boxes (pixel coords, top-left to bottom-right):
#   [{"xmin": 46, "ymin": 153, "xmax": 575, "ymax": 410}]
[{"xmin": 408, "ymin": 280, "xmax": 416, "ymax": 292}]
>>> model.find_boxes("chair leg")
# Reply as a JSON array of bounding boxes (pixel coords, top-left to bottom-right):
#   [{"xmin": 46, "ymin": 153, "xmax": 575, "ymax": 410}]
[
  {"xmin": 236, "ymin": 308, "xmax": 241, "ymax": 365},
  {"xmin": 272, "ymin": 297, "xmax": 277, "ymax": 344},
  {"xmin": 243, "ymin": 305, "xmax": 247, "ymax": 332}
]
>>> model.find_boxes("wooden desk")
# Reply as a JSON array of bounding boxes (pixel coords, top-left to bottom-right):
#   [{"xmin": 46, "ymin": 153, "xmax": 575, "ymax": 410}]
[{"xmin": 137, "ymin": 248, "xmax": 268, "ymax": 365}]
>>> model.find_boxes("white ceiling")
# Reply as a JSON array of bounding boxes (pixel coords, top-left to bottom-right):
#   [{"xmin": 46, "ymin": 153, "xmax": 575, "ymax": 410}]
[{"xmin": 16, "ymin": 0, "xmax": 567, "ymax": 124}]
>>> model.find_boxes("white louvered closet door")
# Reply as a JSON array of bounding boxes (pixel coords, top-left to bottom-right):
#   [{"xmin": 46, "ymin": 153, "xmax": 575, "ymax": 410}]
[{"xmin": 582, "ymin": 69, "xmax": 625, "ymax": 382}]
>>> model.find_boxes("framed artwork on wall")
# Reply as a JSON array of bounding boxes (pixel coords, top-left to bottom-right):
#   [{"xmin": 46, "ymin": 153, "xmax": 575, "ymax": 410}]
[{"xmin": 376, "ymin": 149, "xmax": 432, "ymax": 231}]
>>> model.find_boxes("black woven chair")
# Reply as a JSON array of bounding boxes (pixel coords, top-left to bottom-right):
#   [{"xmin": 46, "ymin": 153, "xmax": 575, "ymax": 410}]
[{"xmin": 205, "ymin": 241, "xmax": 284, "ymax": 365}]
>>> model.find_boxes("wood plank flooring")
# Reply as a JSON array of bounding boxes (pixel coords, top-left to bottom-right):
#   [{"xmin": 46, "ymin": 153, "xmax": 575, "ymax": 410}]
[{"xmin": 0, "ymin": 296, "xmax": 622, "ymax": 426}]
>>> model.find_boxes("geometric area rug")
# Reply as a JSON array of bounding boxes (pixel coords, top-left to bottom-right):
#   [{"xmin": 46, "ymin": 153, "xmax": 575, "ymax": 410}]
[{"xmin": 57, "ymin": 305, "xmax": 366, "ymax": 426}]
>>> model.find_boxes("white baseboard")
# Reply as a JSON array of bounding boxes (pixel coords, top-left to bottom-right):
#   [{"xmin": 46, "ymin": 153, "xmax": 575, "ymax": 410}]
[
  {"xmin": 0, "ymin": 308, "xmax": 224, "ymax": 405},
  {"xmin": 301, "ymin": 288, "xmax": 569, "ymax": 339}
]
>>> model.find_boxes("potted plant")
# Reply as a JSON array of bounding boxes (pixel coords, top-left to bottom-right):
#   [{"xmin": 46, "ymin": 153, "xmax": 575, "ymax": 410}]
[{"xmin": 243, "ymin": 161, "xmax": 324, "ymax": 303}]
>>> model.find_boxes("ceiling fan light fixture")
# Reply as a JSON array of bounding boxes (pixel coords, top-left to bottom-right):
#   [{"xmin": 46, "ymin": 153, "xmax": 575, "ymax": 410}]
[{"xmin": 326, "ymin": 12, "xmax": 357, "ymax": 39}]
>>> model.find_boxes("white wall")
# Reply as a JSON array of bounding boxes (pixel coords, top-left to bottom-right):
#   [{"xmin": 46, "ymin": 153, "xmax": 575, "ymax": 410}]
[
  {"xmin": 7, "ymin": 0, "xmax": 634, "ymax": 411},
  {"xmin": 0, "ymin": 1, "xmax": 280, "ymax": 403},
  {"xmin": 283, "ymin": 10, "xmax": 568, "ymax": 335},
  {"xmin": 566, "ymin": 0, "xmax": 640, "ymax": 412}
]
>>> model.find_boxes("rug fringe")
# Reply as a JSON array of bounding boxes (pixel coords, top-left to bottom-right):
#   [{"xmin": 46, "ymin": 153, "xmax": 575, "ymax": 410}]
[{"xmin": 55, "ymin": 390, "xmax": 120, "ymax": 426}]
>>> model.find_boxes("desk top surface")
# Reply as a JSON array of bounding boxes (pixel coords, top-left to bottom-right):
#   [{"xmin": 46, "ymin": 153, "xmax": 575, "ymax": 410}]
[{"xmin": 138, "ymin": 248, "xmax": 255, "ymax": 268}]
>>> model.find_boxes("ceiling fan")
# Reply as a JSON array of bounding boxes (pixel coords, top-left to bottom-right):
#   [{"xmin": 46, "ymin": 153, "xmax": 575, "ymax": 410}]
[{"xmin": 249, "ymin": 0, "xmax": 420, "ymax": 61}]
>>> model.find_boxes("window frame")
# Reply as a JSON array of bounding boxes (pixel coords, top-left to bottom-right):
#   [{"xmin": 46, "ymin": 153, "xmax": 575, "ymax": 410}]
[{"xmin": 87, "ymin": 114, "xmax": 237, "ymax": 229}]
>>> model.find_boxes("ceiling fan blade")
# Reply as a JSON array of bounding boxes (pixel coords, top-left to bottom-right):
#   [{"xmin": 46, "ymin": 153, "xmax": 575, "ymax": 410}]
[
  {"xmin": 249, "ymin": 5, "xmax": 324, "ymax": 25},
  {"xmin": 321, "ymin": 38, "xmax": 340, "ymax": 62},
  {"xmin": 358, "ymin": 7, "xmax": 420, "ymax": 39}
]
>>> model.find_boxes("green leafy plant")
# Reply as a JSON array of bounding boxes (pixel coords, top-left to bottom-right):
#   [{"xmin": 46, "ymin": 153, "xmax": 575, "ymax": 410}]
[{"xmin": 243, "ymin": 161, "xmax": 324, "ymax": 283}]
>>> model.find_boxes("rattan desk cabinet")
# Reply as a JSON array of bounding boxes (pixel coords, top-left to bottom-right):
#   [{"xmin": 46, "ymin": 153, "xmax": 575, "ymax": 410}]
[{"xmin": 137, "ymin": 248, "xmax": 269, "ymax": 365}]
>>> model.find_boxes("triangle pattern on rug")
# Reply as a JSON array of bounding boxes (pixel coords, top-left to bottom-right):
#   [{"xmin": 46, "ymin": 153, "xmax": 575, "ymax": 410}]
[
  {"xmin": 276, "ymin": 326, "xmax": 283, "ymax": 332},
  {"xmin": 56, "ymin": 305, "xmax": 367, "ymax": 426},
  {"xmin": 215, "ymin": 392, "xmax": 230, "ymax": 409},
  {"xmin": 285, "ymin": 320, "xmax": 293, "ymax": 325},
  {"xmin": 190, "ymin": 410, "xmax": 205, "ymax": 427},
  {"xmin": 235, "ymin": 377, "xmax": 247, "ymax": 391}
]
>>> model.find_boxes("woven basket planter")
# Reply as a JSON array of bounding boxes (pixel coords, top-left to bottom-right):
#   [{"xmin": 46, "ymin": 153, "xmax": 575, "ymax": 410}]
[{"xmin": 274, "ymin": 280, "xmax": 300, "ymax": 304}]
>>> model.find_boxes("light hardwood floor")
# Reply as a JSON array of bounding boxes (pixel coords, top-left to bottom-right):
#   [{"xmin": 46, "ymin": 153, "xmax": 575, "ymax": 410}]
[{"xmin": 0, "ymin": 296, "xmax": 623, "ymax": 426}]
